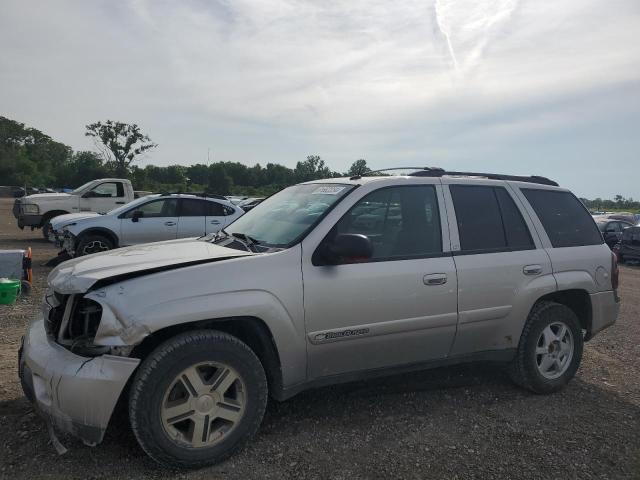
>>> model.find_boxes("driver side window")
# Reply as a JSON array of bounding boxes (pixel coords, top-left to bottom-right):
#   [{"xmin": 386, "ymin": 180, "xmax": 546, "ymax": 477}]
[
  {"xmin": 332, "ymin": 185, "xmax": 442, "ymax": 262},
  {"xmin": 124, "ymin": 199, "xmax": 178, "ymax": 218},
  {"xmin": 90, "ymin": 182, "xmax": 124, "ymax": 198}
]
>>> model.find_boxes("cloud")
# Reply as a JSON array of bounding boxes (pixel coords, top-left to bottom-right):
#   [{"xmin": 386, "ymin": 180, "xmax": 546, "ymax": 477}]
[{"xmin": 0, "ymin": 0, "xmax": 639, "ymax": 197}]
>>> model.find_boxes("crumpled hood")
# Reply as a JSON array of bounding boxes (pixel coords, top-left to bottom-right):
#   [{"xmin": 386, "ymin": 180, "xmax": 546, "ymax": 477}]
[
  {"xmin": 50, "ymin": 212, "xmax": 101, "ymax": 230},
  {"xmin": 49, "ymin": 238, "xmax": 254, "ymax": 294},
  {"xmin": 23, "ymin": 192, "xmax": 72, "ymax": 202}
]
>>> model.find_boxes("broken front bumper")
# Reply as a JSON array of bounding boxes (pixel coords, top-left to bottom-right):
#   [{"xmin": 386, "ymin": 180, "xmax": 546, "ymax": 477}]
[{"xmin": 18, "ymin": 318, "xmax": 140, "ymax": 445}]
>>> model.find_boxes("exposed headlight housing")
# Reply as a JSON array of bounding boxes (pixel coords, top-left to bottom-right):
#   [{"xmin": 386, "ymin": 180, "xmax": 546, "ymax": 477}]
[{"xmin": 21, "ymin": 203, "xmax": 39, "ymax": 214}]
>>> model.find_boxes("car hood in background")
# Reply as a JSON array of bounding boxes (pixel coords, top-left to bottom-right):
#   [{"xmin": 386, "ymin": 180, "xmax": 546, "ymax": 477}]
[
  {"xmin": 48, "ymin": 238, "xmax": 254, "ymax": 294},
  {"xmin": 50, "ymin": 212, "xmax": 101, "ymax": 230},
  {"xmin": 22, "ymin": 192, "xmax": 73, "ymax": 202}
]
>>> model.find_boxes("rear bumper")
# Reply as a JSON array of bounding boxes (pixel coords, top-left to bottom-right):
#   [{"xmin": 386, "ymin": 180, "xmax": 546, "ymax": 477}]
[
  {"xmin": 589, "ymin": 290, "xmax": 620, "ymax": 338},
  {"xmin": 18, "ymin": 318, "xmax": 140, "ymax": 445}
]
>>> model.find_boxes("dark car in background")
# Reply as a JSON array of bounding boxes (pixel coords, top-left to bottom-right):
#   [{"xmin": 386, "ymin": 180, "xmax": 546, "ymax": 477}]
[
  {"xmin": 597, "ymin": 219, "xmax": 634, "ymax": 249},
  {"xmin": 614, "ymin": 226, "xmax": 640, "ymax": 264}
]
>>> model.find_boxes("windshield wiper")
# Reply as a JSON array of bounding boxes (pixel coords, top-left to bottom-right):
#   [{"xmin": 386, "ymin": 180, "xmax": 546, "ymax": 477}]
[{"xmin": 230, "ymin": 232, "xmax": 261, "ymax": 252}]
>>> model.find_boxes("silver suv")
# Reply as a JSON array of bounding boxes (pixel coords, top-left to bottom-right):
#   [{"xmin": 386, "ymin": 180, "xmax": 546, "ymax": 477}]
[{"xmin": 19, "ymin": 168, "xmax": 620, "ymax": 467}]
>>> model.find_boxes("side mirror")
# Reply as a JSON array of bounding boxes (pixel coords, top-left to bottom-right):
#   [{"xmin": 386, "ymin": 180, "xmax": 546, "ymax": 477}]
[
  {"xmin": 131, "ymin": 210, "xmax": 143, "ymax": 222},
  {"xmin": 82, "ymin": 191, "xmax": 96, "ymax": 198},
  {"xmin": 321, "ymin": 233, "xmax": 373, "ymax": 265}
]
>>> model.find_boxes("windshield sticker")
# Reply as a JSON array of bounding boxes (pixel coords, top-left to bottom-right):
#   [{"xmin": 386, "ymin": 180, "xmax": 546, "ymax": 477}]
[{"xmin": 312, "ymin": 186, "xmax": 346, "ymax": 195}]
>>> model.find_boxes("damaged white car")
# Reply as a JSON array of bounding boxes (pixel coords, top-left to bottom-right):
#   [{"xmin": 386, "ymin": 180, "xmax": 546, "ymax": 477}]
[{"xmin": 19, "ymin": 169, "xmax": 620, "ymax": 468}]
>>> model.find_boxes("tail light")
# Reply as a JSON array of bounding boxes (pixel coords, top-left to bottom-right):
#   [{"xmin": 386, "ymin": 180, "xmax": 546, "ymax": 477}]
[{"xmin": 611, "ymin": 251, "xmax": 619, "ymax": 290}]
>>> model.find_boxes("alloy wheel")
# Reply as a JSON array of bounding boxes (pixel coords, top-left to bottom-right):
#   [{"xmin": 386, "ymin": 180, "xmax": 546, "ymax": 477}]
[{"xmin": 160, "ymin": 362, "xmax": 246, "ymax": 448}]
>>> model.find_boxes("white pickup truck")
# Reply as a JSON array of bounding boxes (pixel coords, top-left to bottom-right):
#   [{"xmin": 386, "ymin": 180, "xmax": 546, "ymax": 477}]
[{"xmin": 12, "ymin": 179, "xmax": 135, "ymax": 238}]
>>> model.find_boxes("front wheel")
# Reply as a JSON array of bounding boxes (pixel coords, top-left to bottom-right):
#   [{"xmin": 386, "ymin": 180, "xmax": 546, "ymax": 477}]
[
  {"xmin": 509, "ymin": 301, "xmax": 583, "ymax": 394},
  {"xmin": 128, "ymin": 330, "xmax": 268, "ymax": 468},
  {"xmin": 75, "ymin": 234, "xmax": 114, "ymax": 256}
]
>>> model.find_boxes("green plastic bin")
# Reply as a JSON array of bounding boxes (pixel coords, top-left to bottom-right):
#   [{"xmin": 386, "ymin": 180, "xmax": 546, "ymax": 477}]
[{"xmin": 0, "ymin": 278, "xmax": 20, "ymax": 305}]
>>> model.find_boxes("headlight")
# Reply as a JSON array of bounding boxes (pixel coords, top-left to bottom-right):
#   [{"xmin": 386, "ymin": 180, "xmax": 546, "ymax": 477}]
[{"xmin": 22, "ymin": 203, "xmax": 39, "ymax": 214}]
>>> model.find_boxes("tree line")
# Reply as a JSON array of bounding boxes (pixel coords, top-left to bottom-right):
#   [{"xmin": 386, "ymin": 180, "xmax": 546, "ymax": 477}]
[
  {"xmin": 0, "ymin": 116, "xmax": 372, "ymax": 196},
  {"xmin": 1, "ymin": 115, "xmax": 636, "ymax": 209}
]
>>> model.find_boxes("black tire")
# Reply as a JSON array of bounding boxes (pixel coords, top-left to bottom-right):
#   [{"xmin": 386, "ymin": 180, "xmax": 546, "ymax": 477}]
[
  {"xmin": 128, "ymin": 330, "xmax": 268, "ymax": 468},
  {"xmin": 75, "ymin": 234, "xmax": 114, "ymax": 256},
  {"xmin": 509, "ymin": 301, "xmax": 583, "ymax": 394}
]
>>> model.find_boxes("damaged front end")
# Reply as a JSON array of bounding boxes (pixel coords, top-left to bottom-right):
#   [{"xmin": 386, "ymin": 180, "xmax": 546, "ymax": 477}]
[{"xmin": 18, "ymin": 288, "xmax": 141, "ymax": 448}]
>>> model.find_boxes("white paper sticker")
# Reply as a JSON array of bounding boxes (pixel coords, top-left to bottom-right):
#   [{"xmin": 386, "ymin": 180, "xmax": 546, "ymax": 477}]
[{"xmin": 312, "ymin": 186, "xmax": 346, "ymax": 195}]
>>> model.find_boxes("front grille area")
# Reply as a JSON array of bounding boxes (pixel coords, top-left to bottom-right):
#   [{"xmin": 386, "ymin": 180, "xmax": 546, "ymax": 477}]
[
  {"xmin": 66, "ymin": 297, "xmax": 102, "ymax": 342},
  {"xmin": 44, "ymin": 291, "xmax": 68, "ymax": 337},
  {"xmin": 44, "ymin": 292, "xmax": 107, "ymax": 355}
]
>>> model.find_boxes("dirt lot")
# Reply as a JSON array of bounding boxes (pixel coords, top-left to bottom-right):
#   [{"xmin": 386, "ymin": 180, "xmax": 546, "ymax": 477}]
[{"xmin": 0, "ymin": 197, "xmax": 639, "ymax": 480}]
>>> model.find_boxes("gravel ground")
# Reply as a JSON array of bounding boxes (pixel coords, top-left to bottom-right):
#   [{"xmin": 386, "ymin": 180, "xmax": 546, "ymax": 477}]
[{"xmin": 0, "ymin": 197, "xmax": 639, "ymax": 480}]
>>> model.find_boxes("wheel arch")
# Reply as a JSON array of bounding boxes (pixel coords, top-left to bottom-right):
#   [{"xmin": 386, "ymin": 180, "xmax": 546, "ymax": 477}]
[
  {"xmin": 531, "ymin": 289, "xmax": 593, "ymax": 340},
  {"xmin": 41, "ymin": 210, "xmax": 69, "ymax": 226},
  {"xmin": 76, "ymin": 227, "xmax": 120, "ymax": 248},
  {"xmin": 129, "ymin": 316, "xmax": 285, "ymax": 400}
]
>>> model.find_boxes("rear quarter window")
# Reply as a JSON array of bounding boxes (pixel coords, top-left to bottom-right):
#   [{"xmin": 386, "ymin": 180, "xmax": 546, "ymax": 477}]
[{"xmin": 522, "ymin": 189, "xmax": 603, "ymax": 248}]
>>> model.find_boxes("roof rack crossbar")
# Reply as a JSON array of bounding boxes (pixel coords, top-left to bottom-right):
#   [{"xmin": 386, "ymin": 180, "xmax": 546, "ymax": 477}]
[
  {"xmin": 349, "ymin": 166, "xmax": 440, "ymax": 180},
  {"xmin": 407, "ymin": 169, "xmax": 558, "ymax": 186},
  {"xmin": 158, "ymin": 191, "xmax": 229, "ymax": 200}
]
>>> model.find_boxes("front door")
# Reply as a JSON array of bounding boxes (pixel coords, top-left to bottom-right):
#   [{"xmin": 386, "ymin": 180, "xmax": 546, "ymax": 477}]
[
  {"xmin": 302, "ymin": 184, "xmax": 458, "ymax": 379},
  {"xmin": 120, "ymin": 198, "xmax": 179, "ymax": 245},
  {"xmin": 80, "ymin": 181, "xmax": 126, "ymax": 213}
]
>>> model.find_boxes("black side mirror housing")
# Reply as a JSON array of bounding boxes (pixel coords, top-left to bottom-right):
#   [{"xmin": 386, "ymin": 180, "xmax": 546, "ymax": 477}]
[
  {"xmin": 320, "ymin": 233, "xmax": 373, "ymax": 265},
  {"xmin": 131, "ymin": 210, "xmax": 143, "ymax": 222},
  {"xmin": 82, "ymin": 191, "xmax": 96, "ymax": 198}
]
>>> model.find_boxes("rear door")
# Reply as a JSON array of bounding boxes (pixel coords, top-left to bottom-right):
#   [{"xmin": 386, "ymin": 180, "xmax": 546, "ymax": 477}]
[
  {"xmin": 205, "ymin": 201, "xmax": 229, "ymax": 233},
  {"xmin": 119, "ymin": 198, "xmax": 179, "ymax": 245},
  {"xmin": 443, "ymin": 181, "xmax": 555, "ymax": 356},
  {"xmin": 177, "ymin": 199, "xmax": 207, "ymax": 238}
]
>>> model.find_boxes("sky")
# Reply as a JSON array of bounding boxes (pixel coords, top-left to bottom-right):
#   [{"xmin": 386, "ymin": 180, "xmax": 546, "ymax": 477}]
[{"xmin": 1, "ymin": 0, "xmax": 639, "ymax": 199}]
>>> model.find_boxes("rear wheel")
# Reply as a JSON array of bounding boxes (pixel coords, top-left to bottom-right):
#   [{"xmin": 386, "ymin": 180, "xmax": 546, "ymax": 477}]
[
  {"xmin": 509, "ymin": 301, "xmax": 583, "ymax": 394},
  {"xmin": 128, "ymin": 330, "xmax": 268, "ymax": 468},
  {"xmin": 76, "ymin": 234, "xmax": 114, "ymax": 256}
]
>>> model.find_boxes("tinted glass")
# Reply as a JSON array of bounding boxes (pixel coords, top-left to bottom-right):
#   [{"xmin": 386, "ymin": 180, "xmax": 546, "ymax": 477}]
[
  {"xmin": 495, "ymin": 188, "xmax": 534, "ymax": 249},
  {"xmin": 451, "ymin": 186, "xmax": 506, "ymax": 252},
  {"xmin": 522, "ymin": 189, "xmax": 602, "ymax": 247},
  {"xmin": 334, "ymin": 185, "xmax": 442, "ymax": 261},
  {"xmin": 181, "ymin": 199, "xmax": 207, "ymax": 217},
  {"xmin": 124, "ymin": 199, "xmax": 178, "ymax": 218},
  {"xmin": 206, "ymin": 202, "xmax": 225, "ymax": 216}
]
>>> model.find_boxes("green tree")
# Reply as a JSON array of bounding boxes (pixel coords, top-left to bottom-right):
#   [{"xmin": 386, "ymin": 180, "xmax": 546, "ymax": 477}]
[
  {"xmin": 348, "ymin": 158, "xmax": 371, "ymax": 177},
  {"xmin": 207, "ymin": 163, "xmax": 233, "ymax": 194},
  {"xmin": 85, "ymin": 120, "xmax": 157, "ymax": 177},
  {"xmin": 294, "ymin": 155, "xmax": 332, "ymax": 182}
]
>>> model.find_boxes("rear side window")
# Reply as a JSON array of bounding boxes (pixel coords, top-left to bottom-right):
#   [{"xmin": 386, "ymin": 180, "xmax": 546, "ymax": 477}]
[
  {"xmin": 180, "ymin": 199, "xmax": 207, "ymax": 217},
  {"xmin": 450, "ymin": 185, "xmax": 534, "ymax": 253},
  {"xmin": 207, "ymin": 201, "xmax": 226, "ymax": 216},
  {"xmin": 522, "ymin": 189, "xmax": 602, "ymax": 248}
]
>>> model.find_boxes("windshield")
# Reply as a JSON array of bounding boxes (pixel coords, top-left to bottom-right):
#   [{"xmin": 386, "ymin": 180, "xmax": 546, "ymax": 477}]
[
  {"xmin": 223, "ymin": 183, "xmax": 355, "ymax": 247},
  {"xmin": 70, "ymin": 181, "xmax": 96, "ymax": 195}
]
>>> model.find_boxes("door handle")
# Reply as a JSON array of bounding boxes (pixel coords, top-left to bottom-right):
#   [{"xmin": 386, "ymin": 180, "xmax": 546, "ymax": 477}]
[
  {"xmin": 523, "ymin": 264, "xmax": 542, "ymax": 275},
  {"xmin": 115, "ymin": 201, "xmax": 125, "ymax": 204},
  {"xmin": 210, "ymin": 220, "xmax": 220, "ymax": 225},
  {"xmin": 423, "ymin": 273, "xmax": 447, "ymax": 286},
  {"xmin": 164, "ymin": 221, "xmax": 176, "ymax": 226}
]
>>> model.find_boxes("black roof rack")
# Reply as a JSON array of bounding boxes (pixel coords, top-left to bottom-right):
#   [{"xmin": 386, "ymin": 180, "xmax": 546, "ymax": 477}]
[
  {"xmin": 351, "ymin": 167, "xmax": 558, "ymax": 186},
  {"xmin": 158, "ymin": 192, "xmax": 229, "ymax": 200}
]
